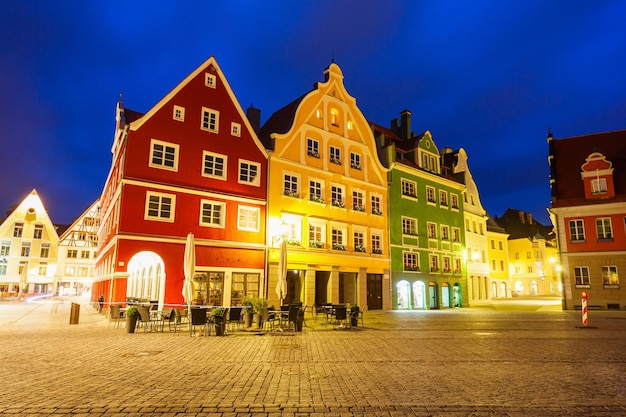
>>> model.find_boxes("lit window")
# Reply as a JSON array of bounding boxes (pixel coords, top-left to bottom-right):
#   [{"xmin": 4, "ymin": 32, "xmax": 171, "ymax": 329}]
[
  {"xmin": 145, "ymin": 192, "xmax": 175, "ymax": 222},
  {"xmin": 330, "ymin": 146, "xmax": 342, "ymax": 165},
  {"xmin": 455, "ymin": 258, "xmax": 462, "ymax": 273},
  {"xmin": 330, "ymin": 108, "xmax": 339, "ymax": 126},
  {"xmin": 81, "ymin": 251, "xmax": 90, "ymax": 259},
  {"xmin": 403, "ymin": 252, "xmax": 419, "ymax": 271},
  {"xmin": 237, "ymin": 205, "xmax": 259, "ymax": 231},
  {"xmin": 150, "ymin": 139, "xmax": 179, "ymax": 171},
  {"xmin": 202, "ymin": 151, "xmax": 227, "ymax": 180},
  {"xmin": 602, "ymin": 266, "xmax": 619, "ymax": 286},
  {"xmin": 231, "ymin": 122, "xmax": 241, "ymax": 137},
  {"xmin": 569, "ymin": 219, "xmax": 585, "ymax": 241},
  {"xmin": 238, "ymin": 159, "xmax": 260, "ymax": 186},
  {"xmin": 331, "ymin": 185, "xmax": 345, "ymax": 208},
  {"xmin": 575, "ymin": 266, "xmax": 590, "ymax": 286},
  {"xmin": 308, "ymin": 222, "xmax": 326, "ymax": 248},
  {"xmin": 442, "ymin": 257, "xmax": 451, "ymax": 272},
  {"xmin": 347, "ymin": 120, "xmax": 353, "ymax": 130},
  {"xmin": 201, "ymin": 107, "xmax": 219, "ymax": 133},
  {"xmin": 429, "ymin": 255, "xmax": 439, "ymax": 272},
  {"xmin": 439, "ymin": 191, "xmax": 448, "ymax": 206},
  {"xmin": 451, "ymin": 194, "xmax": 459, "ymax": 209},
  {"xmin": 591, "ymin": 178, "xmax": 607, "ymax": 195},
  {"xmin": 205, "ymin": 72, "xmax": 216, "ymax": 88},
  {"xmin": 33, "ymin": 224, "xmax": 43, "ymax": 239},
  {"xmin": 307, "ymin": 138, "xmax": 320, "ymax": 158},
  {"xmin": 452, "ymin": 228, "xmax": 460, "ymax": 242},
  {"xmin": 427, "ymin": 222, "xmax": 437, "ymax": 239},
  {"xmin": 371, "ymin": 234, "xmax": 382, "ymax": 254},
  {"xmin": 200, "ymin": 200, "xmax": 225, "ymax": 228},
  {"xmin": 353, "ymin": 231, "xmax": 365, "ymax": 252},
  {"xmin": 331, "ymin": 228, "xmax": 345, "ymax": 250},
  {"xmin": 13, "ymin": 222, "xmax": 23, "ymax": 238},
  {"xmin": 67, "ymin": 249, "xmax": 77, "ymax": 259},
  {"xmin": 596, "ymin": 218, "xmax": 613, "ymax": 240},
  {"xmin": 173, "ymin": 105, "xmax": 185, "ymax": 121},
  {"xmin": 441, "ymin": 226, "xmax": 450, "ymax": 240}
]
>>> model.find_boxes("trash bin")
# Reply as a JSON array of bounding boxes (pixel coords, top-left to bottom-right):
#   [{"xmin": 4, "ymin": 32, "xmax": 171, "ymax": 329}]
[{"xmin": 69, "ymin": 302, "xmax": 80, "ymax": 325}]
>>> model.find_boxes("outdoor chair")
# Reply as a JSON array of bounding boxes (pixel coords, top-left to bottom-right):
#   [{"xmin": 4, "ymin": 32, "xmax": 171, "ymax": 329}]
[
  {"xmin": 190, "ymin": 307, "xmax": 209, "ymax": 336},
  {"xmin": 287, "ymin": 304, "xmax": 300, "ymax": 331},
  {"xmin": 333, "ymin": 305, "xmax": 348, "ymax": 329},
  {"xmin": 228, "ymin": 307, "xmax": 243, "ymax": 331},
  {"xmin": 171, "ymin": 308, "xmax": 186, "ymax": 334},
  {"xmin": 350, "ymin": 306, "xmax": 364, "ymax": 328},
  {"xmin": 159, "ymin": 307, "xmax": 175, "ymax": 332},
  {"xmin": 137, "ymin": 306, "xmax": 159, "ymax": 332},
  {"xmin": 108, "ymin": 305, "xmax": 125, "ymax": 328}
]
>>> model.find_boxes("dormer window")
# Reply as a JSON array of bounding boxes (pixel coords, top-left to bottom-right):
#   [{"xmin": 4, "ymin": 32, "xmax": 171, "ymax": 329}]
[
  {"xmin": 205, "ymin": 72, "xmax": 216, "ymax": 88},
  {"xmin": 581, "ymin": 152, "xmax": 615, "ymax": 199},
  {"xmin": 591, "ymin": 178, "xmax": 607, "ymax": 195}
]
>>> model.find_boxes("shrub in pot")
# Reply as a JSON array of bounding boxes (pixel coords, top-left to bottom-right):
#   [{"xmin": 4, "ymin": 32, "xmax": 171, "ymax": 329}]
[
  {"xmin": 125, "ymin": 305, "xmax": 139, "ymax": 333},
  {"xmin": 213, "ymin": 307, "xmax": 227, "ymax": 336}
]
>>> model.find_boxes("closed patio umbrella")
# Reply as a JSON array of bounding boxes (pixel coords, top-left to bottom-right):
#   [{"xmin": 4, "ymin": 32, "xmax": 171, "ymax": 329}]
[
  {"xmin": 275, "ymin": 239, "xmax": 287, "ymax": 306},
  {"xmin": 183, "ymin": 233, "xmax": 195, "ymax": 336},
  {"xmin": 17, "ymin": 265, "xmax": 27, "ymax": 300}
]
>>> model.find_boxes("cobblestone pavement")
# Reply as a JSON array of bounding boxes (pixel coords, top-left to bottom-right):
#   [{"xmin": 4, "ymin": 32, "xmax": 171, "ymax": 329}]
[{"xmin": 1, "ymin": 297, "xmax": 625, "ymax": 416}]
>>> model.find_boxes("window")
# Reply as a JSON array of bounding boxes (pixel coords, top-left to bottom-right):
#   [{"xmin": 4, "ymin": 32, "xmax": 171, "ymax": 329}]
[
  {"xmin": 33, "ymin": 224, "xmax": 43, "ymax": 239},
  {"xmin": 309, "ymin": 179, "xmax": 323, "ymax": 203},
  {"xmin": 574, "ymin": 266, "xmax": 590, "ymax": 286},
  {"xmin": 514, "ymin": 252, "xmax": 519, "ymax": 260},
  {"xmin": 527, "ymin": 266, "xmax": 533, "ymax": 273},
  {"xmin": 473, "ymin": 221, "xmax": 477, "ymax": 233},
  {"xmin": 67, "ymin": 249, "xmax": 78, "ymax": 259},
  {"xmin": 498, "ymin": 241, "xmax": 503, "ymax": 250},
  {"xmin": 330, "ymin": 146, "xmax": 342, "ymax": 165},
  {"xmin": 239, "ymin": 160, "xmax": 260, "ymax": 186},
  {"xmin": 284, "ymin": 174, "xmax": 299, "ymax": 197},
  {"xmin": 526, "ymin": 251, "xmax": 531, "ymax": 259},
  {"xmin": 401, "ymin": 179, "xmax": 417, "ymax": 198},
  {"xmin": 21, "ymin": 242, "xmax": 31, "ymax": 257},
  {"xmin": 201, "ymin": 107, "xmax": 219, "ymax": 133},
  {"xmin": 150, "ymin": 139, "xmax": 179, "ymax": 171},
  {"xmin": 202, "ymin": 151, "xmax": 227, "ymax": 179},
  {"xmin": 13, "ymin": 222, "xmax": 23, "ymax": 238},
  {"xmin": 596, "ymin": 218, "xmax": 613, "ymax": 240},
  {"xmin": 371, "ymin": 234, "xmax": 382, "ymax": 254},
  {"xmin": 591, "ymin": 178, "xmax": 607, "ymax": 195},
  {"xmin": 231, "ymin": 122, "xmax": 241, "ymax": 137},
  {"xmin": 307, "ymin": 138, "xmax": 320, "ymax": 158},
  {"xmin": 371, "ymin": 194, "xmax": 382, "ymax": 215},
  {"xmin": 200, "ymin": 200, "xmax": 225, "ymax": 228},
  {"xmin": 455, "ymin": 258, "xmax": 462, "ymax": 273},
  {"xmin": 451, "ymin": 194, "xmax": 459, "ymax": 209},
  {"xmin": 479, "ymin": 223, "xmax": 484, "ymax": 235},
  {"xmin": 465, "ymin": 219, "xmax": 470, "ymax": 231},
  {"xmin": 38, "ymin": 262, "xmax": 47, "ymax": 276},
  {"xmin": 350, "ymin": 152, "xmax": 361, "ymax": 170},
  {"xmin": 353, "ymin": 231, "xmax": 365, "ymax": 252},
  {"xmin": 331, "ymin": 185, "xmax": 345, "ymax": 208},
  {"xmin": 500, "ymin": 260, "xmax": 505, "ymax": 271},
  {"xmin": 427, "ymin": 222, "xmax": 437, "ymax": 239},
  {"xmin": 352, "ymin": 190, "xmax": 365, "ymax": 212},
  {"xmin": 403, "ymin": 252, "xmax": 419, "ymax": 271},
  {"xmin": 452, "ymin": 228, "xmax": 460, "ymax": 242},
  {"xmin": 145, "ymin": 192, "xmax": 175, "ymax": 222},
  {"xmin": 441, "ymin": 225, "xmax": 450, "ymax": 240},
  {"xmin": 1, "ymin": 241, "xmax": 10, "ymax": 256},
  {"xmin": 439, "ymin": 191, "xmax": 448, "ymax": 206},
  {"xmin": 79, "ymin": 250, "xmax": 89, "ymax": 259},
  {"xmin": 308, "ymin": 222, "xmax": 326, "ymax": 248},
  {"xmin": 492, "ymin": 259, "xmax": 497, "ymax": 271},
  {"xmin": 283, "ymin": 217, "xmax": 302, "ymax": 245},
  {"xmin": 173, "ymin": 105, "xmax": 185, "ymax": 121},
  {"xmin": 330, "ymin": 108, "xmax": 339, "ymax": 126},
  {"xmin": 237, "ymin": 206, "xmax": 259, "ymax": 231},
  {"xmin": 569, "ymin": 220, "xmax": 585, "ymax": 241},
  {"xmin": 40, "ymin": 243, "xmax": 49, "ymax": 258},
  {"xmin": 0, "ymin": 265, "xmax": 6, "ymax": 276},
  {"xmin": 231, "ymin": 272, "xmax": 260, "ymax": 304},
  {"xmin": 491, "ymin": 240, "xmax": 496, "ymax": 250},
  {"xmin": 602, "ymin": 266, "xmax": 619, "ymax": 286},
  {"xmin": 205, "ymin": 72, "xmax": 216, "ymax": 88},
  {"xmin": 65, "ymin": 266, "xmax": 75, "ymax": 276},
  {"xmin": 429, "ymin": 255, "xmax": 439, "ymax": 272},
  {"xmin": 331, "ymin": 228, "xmax": 345, "ymax": 250},
  {"xmin": 426, "ymin": 187, "xmax": 436, "ymax": 203},
  {"xmin": 402, "ymin": 217, "xmax": 417, "ymax": 235},
  {"xmin": 442, "ymin": 257, "xmax": 451, "ymax": 272}
]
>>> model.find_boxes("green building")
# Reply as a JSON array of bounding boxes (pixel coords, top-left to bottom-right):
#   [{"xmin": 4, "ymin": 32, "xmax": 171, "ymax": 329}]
[{"xmin": 372, "ymin": 111, "xmax": 468, "ymax": 309}]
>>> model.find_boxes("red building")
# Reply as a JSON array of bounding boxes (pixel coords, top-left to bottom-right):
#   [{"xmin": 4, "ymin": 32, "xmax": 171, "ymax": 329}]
[
  {"xmin": 548, "ymin": 129, "xmax": 626, "ymax": 310},
  {"xmin": 94, "ymin": 56, "xmax": 268, "ymax": 311}
]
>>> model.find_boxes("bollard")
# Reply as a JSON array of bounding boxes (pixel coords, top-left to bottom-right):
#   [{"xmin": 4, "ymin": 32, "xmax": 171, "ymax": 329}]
[
  {"xmin": 581, "ymin": 291, "xmax": 588, "ymax": 326},
  {"xmin": 69, "ymin": 302, "xmax": 80, "ymax": 325}
]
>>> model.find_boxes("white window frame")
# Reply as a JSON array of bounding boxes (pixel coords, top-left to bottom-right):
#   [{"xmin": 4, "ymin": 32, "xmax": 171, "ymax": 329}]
[
  {"xmin": 591, "ymin": 178, "xmax": 607, "ymax": 195},
  {"xmin": 451, "ymin": 194, "xmax": 459, "ymax": 209},
  {"xmin": 403, "ymin": 252, "xmax": 419, "ymax": 270},
  {"xmin": 350, "ymin": 152, "xmax": 361, "ymax": 170},
  {"xmin": 284, "ymin": 173, "xmax": 300, "ymax": 197},
  {"xmin": 401, "ymin": 179, "xmax": 417, "ymax": 198},
  {"xmin": 33, "ymin": 224, "xmax": 43, "ymax": 239},
  {"xmin": 402, "ymin": 217, "xmax": 418, "ymax": 236},
  {"xmin": 238, "ymin": 159, "xmax": 261, "ymax": 186},
  {"xmin": 427, "ymin": 222, "xmax": 437, "ymax": 239},
  {"xmin": 202, "ymin": 151, "xmax": 227, "ymax": 180},
  {"xmin": 575, "ymin": 266, "xmax": 590, "ymax": 286},
  {"xmin": 201, "ymin": 107, "xmax": 220, "ymax": 133},
  {"xmin": 330, "ymin": 146, "xmax": 342, "ymax": 165},
  {"xmin": 308, "ymin": 219, "xmax": 326, "ymax": 248},
  {"xmin": 429, "ymin": 255, "xmax": 439, "ymax": 272},
  {"xmin": 371, "ymin": 233, "xmax": 382, "ymax": 254},
  {"xmin": 237, "ymin": 205, "xmax": 259, "ymax": 232},
  {"xmin": 426, "ymin": 186, "xmax": 436, "ymax": 204},
  {"xmin": 199, "ymin": 199, "xmax": 226, "ymax": 228},
  {"xmin": 596, "ymin": 217, "xmax": 613, "ymax": 240},
  {"xmin": 149, "ymin": 139, "xmax": 179, "ymax": 171},
  {"xmin": 331, "ymin": 184, "xmax": 345, "ymax": 207},
  {"xmin": 602, "ymin": 265, "xmax": 619, "ymax": 286},
  {"xmin": 307, "ymin": 138, "xmax": 320, "ymax": 158},
  {"xmin": 309, "ymin": 178, "xmax": 324, "ymax": 203},
  {"xmin": 371, "ymin": 193, "xmax": 382, "ymax": 215},
  {"xmin": 569, "ymin": 219, "xmax": 585, "ymax": 242},
  {"xmin": 352, "ymin": 189, "xmax": 365, "ymax": 212},
  {"xmin": 145, "ymin": 192, "xmax": 176, "ymax": 223},
  {"xmin": 441, "ymin": 225, "xmax": 450, "ymax": 241}
]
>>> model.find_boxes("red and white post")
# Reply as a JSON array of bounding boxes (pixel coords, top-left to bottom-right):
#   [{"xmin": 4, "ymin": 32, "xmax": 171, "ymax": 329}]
[{"xmin": 581, "ymin": 291, "xmax": 588, "ymax": 326}]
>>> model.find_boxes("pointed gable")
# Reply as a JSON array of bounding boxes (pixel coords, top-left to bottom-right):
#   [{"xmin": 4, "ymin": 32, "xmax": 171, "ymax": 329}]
[{"xmin": 580, "ymin": 151, "xmax": 615, "ymax": 199}]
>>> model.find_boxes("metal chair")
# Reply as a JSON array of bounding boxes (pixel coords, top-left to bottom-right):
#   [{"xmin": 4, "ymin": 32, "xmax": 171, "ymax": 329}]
[
  {"xmin": 137, "ymin": 306, "xmax": 159, "ymax": 332},
  {"xmin": 190, "ymin": 307, "xmax": 209, "ymax": 336}
]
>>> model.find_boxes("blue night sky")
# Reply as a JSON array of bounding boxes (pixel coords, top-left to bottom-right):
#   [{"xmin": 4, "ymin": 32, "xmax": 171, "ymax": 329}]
[{"xmin": 2, "ymin": 1, "xmax": 626, "ymax": 225}]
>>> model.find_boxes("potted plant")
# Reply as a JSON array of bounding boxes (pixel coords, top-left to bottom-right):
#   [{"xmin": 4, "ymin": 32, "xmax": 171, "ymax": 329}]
[
  {"xmin": 295, "ymin": 306, "xmax": 305, "ymax": 332},
  {"xmin": 350, "ymin": 305, "xmax": 360, "ymax": 327},
  {"xmin": 212, "ymin": 307, "xmax": 227, "ymax": 336},
  {"xmin": 249, "ymin": 297, "xmax": 268, "ymax": 329},
  {"xmin": 242, "ymin": 296, "xmax": 255, "ymax": 328},
  {"xmin": 125, "ymin": 305, "xmax": 139, "ymax": 333}
]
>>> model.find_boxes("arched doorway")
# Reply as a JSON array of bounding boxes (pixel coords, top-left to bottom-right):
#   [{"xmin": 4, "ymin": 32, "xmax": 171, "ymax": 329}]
[
  {"xmin": 127, "ymin": 251, "xmax": 165, "ymax": 307},
  {"xmin": 530, "ymin": 280, "xmax": 538, "ymax": 295},
  {"xmin": 453, "ymin": 283, "xmax": 462, "ymax": 307},
  {"xmin": 499, "ymin": 282, "xmax": 507, "ymax": 298},
  {"xmin": 396, "ymin": 280, "xmax": 410, "ymax": 309},
  {"xmin": 441, "ymin": 283, "xmax": 450, "ymax": 308},
  {"xmin": 514, "ymin": 280, "xmax": 523, "ymax": 296},
  {"xmin": 412, "ymin": 281, "xmax": 426, "ymax": 309},
  {"xmin": 428, "ymin": 282, "xmax": 438, "ymax": 309},
  {"xmin": 490, "ymin": 281, "xmax": 498, "ymax": 298}
]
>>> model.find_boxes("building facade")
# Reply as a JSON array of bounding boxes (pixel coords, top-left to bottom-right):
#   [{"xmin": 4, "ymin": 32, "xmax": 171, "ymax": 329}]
[
  {"xmin": 260, "ymin": 63, "xmax": 390, "ymax": 310},
  {"xmin": 0, "ymin": 189, "xmax": 59, "ymax": 297},
  {"xmin": 373, "ymin": 111, "xmax": 467, "ymax": 309},
  {"xmin": 94, "ymin": 56, "xmax": 268, "ymax": 310},
  {"xmin": 486, "ymin": 215, "xmax": 510, "ymax": 298},
  {"xmin": 548, "ymin": 129, "xmax": 626, "ymax": 310}
]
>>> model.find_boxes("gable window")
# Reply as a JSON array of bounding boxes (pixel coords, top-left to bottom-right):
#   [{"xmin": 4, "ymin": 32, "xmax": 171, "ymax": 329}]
[
  {"xmin": 401, "ymin": 179, "xmax": 417, "ymax": 198},
  {"xmin": 238, "ymin": 159, "xmax": 260, "ymax": 186},
  {"xmin": 201, "ymin": 107, "xmax": 219, "ymax": 133},
  {"xmin": 150, "ymin": 139, "xmax": 179, "ymax": 171},
  {"xmin": 309, "ymin": 179, "xmax": 323, "ymax": 203},
  {"xmin": 330, "ymin": 108, "xmax": 339, "ymax": 126},
  {"xmin": 352, "ymin": 190, "xmax": 365, "ymax": 212},
  {"xmin": 202, "ymin": 151, "xmax": 227, "ymax": 179},
  {"xmin": 371, "ymin": 194, "xmax": 382, "ymax": 215},
  {"xmin": 451, "ymin": 194, "xmax": 459, "ymax": 209},
  {"xmin": 1, "ymin": 241, "xmax": 10, "ymax": 256},
  {"xmin": 331, "ymin": 184, "xmax": 345, "ymax": 208},
  {"xmin": 284, "ymin": 174, "xmax": 299, "ymax": 197},
  {"xmin": 21, "ymin": 242, "xmax": 31, "ymax": 257},
  {"xmin": 173, "ymin": 105, "xmax": 185, "ymax": 121},
  {"xmin": 200, "ymin": 200, "xmax": 225, "ymax": 228},
  {"xmin": 231, "ymin": 122, "xmax": 241, "ymax": 137},
  {"xmin": 426, "ymin": 187, "xmax": 436, "ymax": 204},
  {"xmin": 330, "ymin": 146, "xmax": 342, "ymax": 165},
  {"xmin": 569, "ymin": 219, "xmax": 585, "ymax": 242},
  {"xmin": 574, "ymin": 266, "xmax": 590, "ymax": 286},
  {"xmin": 33, "ymin": 224, "xmax": 43, "ymax": 239},
  {"xmin": 596, "ymin": 218, "xmax": 613, "ymax": 240},
  {"xmin": 602, "ymin": 266, "xmax": 619, "ymax": 286},
  {"xmin": 427, "ymin": 222, "xmax": 437, "ymax": 239},
  {"xmin": 403, "ymin": 252, "xmax": 419, "ymax": 271},
  {"xmin": 307, "ymin": 138, "xmax": 320, "ymax": 158},
  {"xmin": 205, "ymin": 72, "xmax": 216, "ymax": 88},
  {"xmin": 402, "ymin": 217, "xmax": 417, "ymax": 235},
  {"xmin": 350, "ymin": 152, "xmax": 361, "ymax": 170},
  {"xmin": 145, "ymin": 192, "xmax": 175, "ymax": 222},
  {"xmin": 591, "ymin": 178, "xmax": 607, "ymax": 195},
  {"xmin": 40, "ymin": 243, "xmax": 50, "ymax": 258},
  {"xmin": 237, "ymin": 205, "xmax": 259, "ymax": 231}
]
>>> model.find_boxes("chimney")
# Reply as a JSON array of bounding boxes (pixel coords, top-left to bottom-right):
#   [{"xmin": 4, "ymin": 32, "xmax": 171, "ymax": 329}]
[
  {"xmin": 519, "ymin": 210, "xmax": 525, "ymax": 223},
  {"xmin": 390, "ymin": 109, "xmax": 412, "ymax": 140},
  {"xmin": 526, "ymin": 213, "xmax": 533, "ymax": 224},
  {"xmin": 246, "ymin": 105, "xmax": 261, "ymax": 135}
]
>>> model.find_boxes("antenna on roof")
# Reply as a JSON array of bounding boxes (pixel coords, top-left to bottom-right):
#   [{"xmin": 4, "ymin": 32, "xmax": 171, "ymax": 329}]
[{"xmin": 331, "ymin": 49, "xmax": 335, "ymax": 64}]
